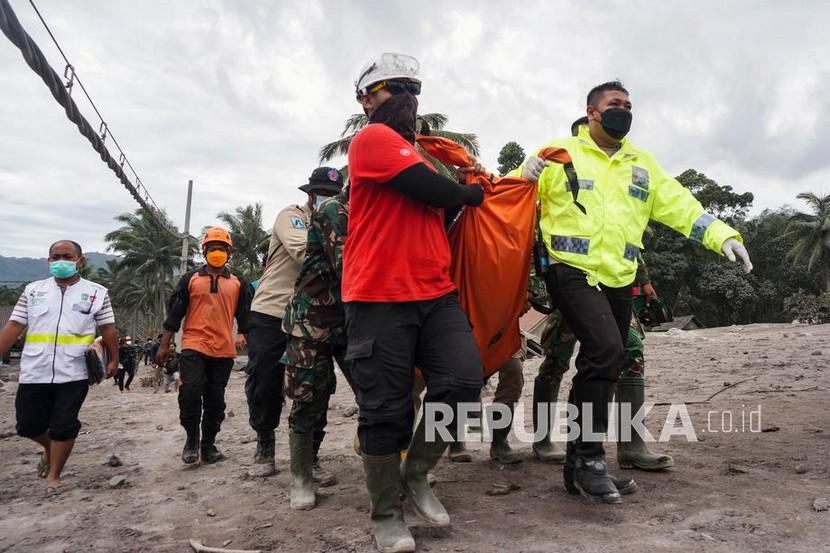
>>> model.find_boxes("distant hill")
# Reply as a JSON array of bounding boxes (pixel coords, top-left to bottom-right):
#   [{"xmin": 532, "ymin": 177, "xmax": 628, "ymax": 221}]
[{"xmin": 0, "ymin": 252, "xmax": 118, "ymax": 285}]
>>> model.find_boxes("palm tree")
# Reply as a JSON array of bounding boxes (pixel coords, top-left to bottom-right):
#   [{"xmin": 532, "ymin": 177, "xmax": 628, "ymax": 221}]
[
  {"xmin": 97, "ymin": 260, "xmax": 157, "ymax": 338},
  {"xmin": 783, "ymin": 192, "xmax": 830, "ymax": 291},
  {"xmin": 319, "ymin": 113, "xmax": 479, "ymax": 179},
  {"xmin": 214, "ymin": 203, "xmax": 270, "ymax": 282},
  {"xmin": 105, "ymin": 209, "xmax": 192, "ymax": 335}
]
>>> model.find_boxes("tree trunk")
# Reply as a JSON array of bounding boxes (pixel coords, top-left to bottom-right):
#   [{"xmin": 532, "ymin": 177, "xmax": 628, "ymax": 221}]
[
  {"xmin": 157, "ymin": 269, "xmax": 165, "ymax": 334},
  {"xmin": 825, "ymin": 255, "xmax": 830, "ymax": 293}
]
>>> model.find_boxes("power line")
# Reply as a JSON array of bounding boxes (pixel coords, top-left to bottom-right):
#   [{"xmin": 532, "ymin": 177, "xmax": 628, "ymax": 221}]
[{"xmin": 0, "ymin": 0, "xmax": 182, "ymax": 238}]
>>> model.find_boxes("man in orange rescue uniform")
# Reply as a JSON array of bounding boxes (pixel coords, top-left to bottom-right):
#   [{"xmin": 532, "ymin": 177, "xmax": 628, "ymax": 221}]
[{"xmin": 156, "ymin": 227, "xmax": 252, "ymax": 465}]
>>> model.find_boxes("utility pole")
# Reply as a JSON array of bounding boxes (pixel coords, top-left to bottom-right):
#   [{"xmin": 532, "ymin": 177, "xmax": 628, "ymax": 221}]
[
  {"xmin": 179, "ymin": 179, "xmax": 193, "ymax": 276},
  {"xmin": 174, "ymin": 179, "xmax": 193, "ymax": 350}
]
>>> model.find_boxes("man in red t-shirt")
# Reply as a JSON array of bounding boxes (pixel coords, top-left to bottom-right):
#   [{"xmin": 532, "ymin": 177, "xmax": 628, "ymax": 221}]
[{"xmin": 343, "ymin": 53, "xmax": 485, "ymax": 553}]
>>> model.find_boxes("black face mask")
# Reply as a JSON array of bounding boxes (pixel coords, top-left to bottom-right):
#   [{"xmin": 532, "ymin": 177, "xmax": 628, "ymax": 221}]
[
  {"xmin": 369, "ymin": 92, "xmax": 418, "ymax": 143},
  {"xmin": 599, "ymin": 107, "xmax": 632, "ymax": 140}
]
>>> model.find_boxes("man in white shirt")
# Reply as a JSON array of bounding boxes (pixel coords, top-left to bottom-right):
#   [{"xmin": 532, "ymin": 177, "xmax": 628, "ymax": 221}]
[{"xmin": 0, "ymin": 240, "xmax": 118, "ymax": 496}]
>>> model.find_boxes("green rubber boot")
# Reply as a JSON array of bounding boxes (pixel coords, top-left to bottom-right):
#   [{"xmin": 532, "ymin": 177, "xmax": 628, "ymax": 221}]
[
  {"xmin": 289, "ymin": 432, "xmax": 316, "ymax": 510},
  {"xmin": 617, "ymin": 378, "xmax": 674, "ymax": 471},
  {"xmin": 532, "ymin": 376, "xmax": 565, "ymax": 463},
  {"xmin": 401, "ymin": 417, "xmax": 450, "ymax": 527},
  {"xmin": 363, "ymin": 453, "xmax": 416, "ymax": 553}
]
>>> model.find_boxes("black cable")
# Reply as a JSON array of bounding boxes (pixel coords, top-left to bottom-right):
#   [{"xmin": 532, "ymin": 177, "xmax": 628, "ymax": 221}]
[
  {"xmin": 28, "ymin": 0, "xmax": 136, "ymax": 180},
  {"xmin": 0, "ymin": 0, "xmax": 180, "ymax": 237}
]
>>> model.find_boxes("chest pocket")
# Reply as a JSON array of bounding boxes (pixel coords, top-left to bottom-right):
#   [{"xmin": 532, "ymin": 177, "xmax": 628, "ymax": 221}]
[
  {"xmin": 629, "ymin": 166, "xmax": 650, "ymax": 202},
  {"xmin": 68, "ymin": 288, "xmax": 101, "ymax": 323},
  {"xmin": 71, "ymin": 299, "xmax": 94, "ymax": 315}
]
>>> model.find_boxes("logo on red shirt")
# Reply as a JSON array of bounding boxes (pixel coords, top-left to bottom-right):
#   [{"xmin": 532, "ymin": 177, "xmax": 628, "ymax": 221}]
[{"xmin": 400, "ymin": 148, "xmax": 411, "ymax": 156}]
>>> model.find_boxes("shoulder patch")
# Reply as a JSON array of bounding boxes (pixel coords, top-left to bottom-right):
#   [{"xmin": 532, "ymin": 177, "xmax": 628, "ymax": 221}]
[{"xmin": 290, "ymin": 216, "xmax": 306, "ymax": 229}]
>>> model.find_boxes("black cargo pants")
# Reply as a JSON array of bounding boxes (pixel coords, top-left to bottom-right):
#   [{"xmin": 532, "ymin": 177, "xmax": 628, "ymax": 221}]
[
  {"xmin": 345, "ymin": 291, "xmax": 483, "ymax": 456},
  {"xmin": 244, "ymin": 311, "xmax": 287, "ymax": 436},
  {"xmin": 544, "ymin": 263, "xmax": 632, "ymax": 457},
  {"xmin": 178, "ymin": 349, "xmax": 234, "ymax": 444}
]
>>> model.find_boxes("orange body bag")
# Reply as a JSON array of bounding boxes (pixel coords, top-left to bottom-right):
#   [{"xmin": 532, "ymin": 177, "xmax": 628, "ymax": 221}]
[{"xmin": 416, "ymin": 135, "xmax": 571, "ymax": 378}]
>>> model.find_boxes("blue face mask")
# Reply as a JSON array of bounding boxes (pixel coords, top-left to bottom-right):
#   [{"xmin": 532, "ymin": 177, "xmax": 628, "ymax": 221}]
[
  {"xmin": 50, "ymin": 260, "xmax": 78, "ymax": 279},
  {"xmin": 314, "ymin": 195, "xmax": 328, "ymax": 209}
]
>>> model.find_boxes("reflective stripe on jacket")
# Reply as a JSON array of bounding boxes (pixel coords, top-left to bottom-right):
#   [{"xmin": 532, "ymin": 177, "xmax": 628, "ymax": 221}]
[
  {"xmin": 515, "ymin": 126, "xmax": 741, "ymax": 287},
  {"xmin": 19, "ymin": 277, "xmax": 108, "ymax": 384}
]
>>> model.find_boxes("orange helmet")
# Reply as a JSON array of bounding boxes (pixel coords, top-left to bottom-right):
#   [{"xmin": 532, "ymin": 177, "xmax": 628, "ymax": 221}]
[{"xmin": 201, "ymin": 227, "xmax": 233, "ymax": 248}]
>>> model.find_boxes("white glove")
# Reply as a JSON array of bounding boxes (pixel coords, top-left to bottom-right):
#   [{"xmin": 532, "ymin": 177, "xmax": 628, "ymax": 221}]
[
  {"xmin": 521, "ymin": 156, "xmax": 549, "ymax": 182},
  {"xmin": 722, "ymin": 238, "xmax": 753, "ymax": 273}
]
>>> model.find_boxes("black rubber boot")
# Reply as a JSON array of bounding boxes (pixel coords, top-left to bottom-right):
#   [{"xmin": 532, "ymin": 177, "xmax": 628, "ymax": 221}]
[
  {"xmin": 200, "ymin": 444, "xmax": 226, "ymax": 464},
  {"xmin": 200, "ymin": 432, "xmax": 226, "ymax": 464},
  {"xmin": 573, "ymin": 452, "xmax": 622, "ymax": 504},
  {"xmin": 490, "ymin": 407, "xmax": 522, "ymax": 464},
  {"xmin": 313, "ymin": 460, "xmax": 337, "ymax": 487},
  {"xmin": 401, "ymin": 416, "xmax": 450, "ymax": 527},
  {"xmin": 251, "ymin": 431, "xmax": 276, "ymax": 477},
  {"xmin": 564, "ymin": 439, "xmax": 637, "ymax": 496},
  {"xmin": 448, "ymin": 441, "xmax": 472, "ymax": 463},
  {"xmin": 617, "ymin": 378, "xmax": 675, "ymax": 471},
  {"xmin": 532, "ymin": 377, "xmax": 565, "ymax": 463},
  {"xmin": 182, "ymin": 430, "xmax": 200, "ymax": 465}
]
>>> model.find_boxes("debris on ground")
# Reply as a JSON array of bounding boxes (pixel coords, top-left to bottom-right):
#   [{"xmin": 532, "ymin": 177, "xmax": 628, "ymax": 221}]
[
  {"xmin": 108, "ymin": 475, "xmax": 128, "ymax": 488},
  {"xmin": 486, "ymin": 483, "xmax": 522, "ymax": 496},
  {"xmin": 188, "ymin": 539, "xmax": 262, "ymax": 553}
]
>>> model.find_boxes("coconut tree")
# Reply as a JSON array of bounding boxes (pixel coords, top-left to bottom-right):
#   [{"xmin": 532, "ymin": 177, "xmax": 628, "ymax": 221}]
[
  {"xmin": 98, "ymin": 260, "xmax": 158, "ymax": 338},
  {"xmin": 319, "ymin": 113, "xmax": 479, "ymax": 179},
  {"xmin": 214, "ymin": 203, "xmax": 270, "ymax": 282},
  {"xmin": 105, "ymin": 209, "xmax": 191, "ymax": 334},
  {"xmin": 783, "ymin": 192, "xmax": 830, "ymax": 291}
]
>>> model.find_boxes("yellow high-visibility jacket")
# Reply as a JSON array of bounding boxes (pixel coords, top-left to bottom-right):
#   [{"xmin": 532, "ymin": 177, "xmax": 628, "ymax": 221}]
[{"xmin": 515, "ymin": 125, "xmax": 741, "ymax": 288}]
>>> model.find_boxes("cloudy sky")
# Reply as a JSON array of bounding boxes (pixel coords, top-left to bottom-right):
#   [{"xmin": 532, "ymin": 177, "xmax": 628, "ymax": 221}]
[{"xmin": 1, "ymin": 0, "xmax": 828, "ymax": 258}]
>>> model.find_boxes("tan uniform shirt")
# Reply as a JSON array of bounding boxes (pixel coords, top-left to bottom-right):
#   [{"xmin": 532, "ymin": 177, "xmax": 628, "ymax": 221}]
[{"xmin": 251, "ymin": 204, "xmax": 311, "ymax": 319}]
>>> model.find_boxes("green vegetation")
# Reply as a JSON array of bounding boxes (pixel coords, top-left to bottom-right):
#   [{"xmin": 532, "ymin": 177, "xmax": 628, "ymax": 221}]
[{"xmin": 497, "ymin": 141, "xmax": 525, "ymax": 176}]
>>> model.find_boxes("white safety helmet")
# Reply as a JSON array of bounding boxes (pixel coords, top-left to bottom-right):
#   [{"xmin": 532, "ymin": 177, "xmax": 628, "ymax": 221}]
[{"xmin": 355, "ymin": 52, "xmax": 421, "ymax": 96}]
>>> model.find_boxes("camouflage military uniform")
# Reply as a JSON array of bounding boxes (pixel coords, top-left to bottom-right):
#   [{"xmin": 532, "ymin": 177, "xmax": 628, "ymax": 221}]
[
  {"xmin": 621, "ymin": 254, "xmax": 649, "ymax": 379},
  {"xmin": 533, "ymin": 252, "xmax": 650, "ymax": 384},
  {"xmin": 281, "ymin": 191, "xmax": 353, "ymax": 437},
  {"xmin": 620, "ymin": 308, "xmax": 646, "ymax": 380}
]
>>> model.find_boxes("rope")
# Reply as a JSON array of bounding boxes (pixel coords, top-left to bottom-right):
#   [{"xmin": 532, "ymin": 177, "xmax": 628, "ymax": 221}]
[{"xmin": 0, "ymin": 0, "xmax": 182, "ymax": 238}]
